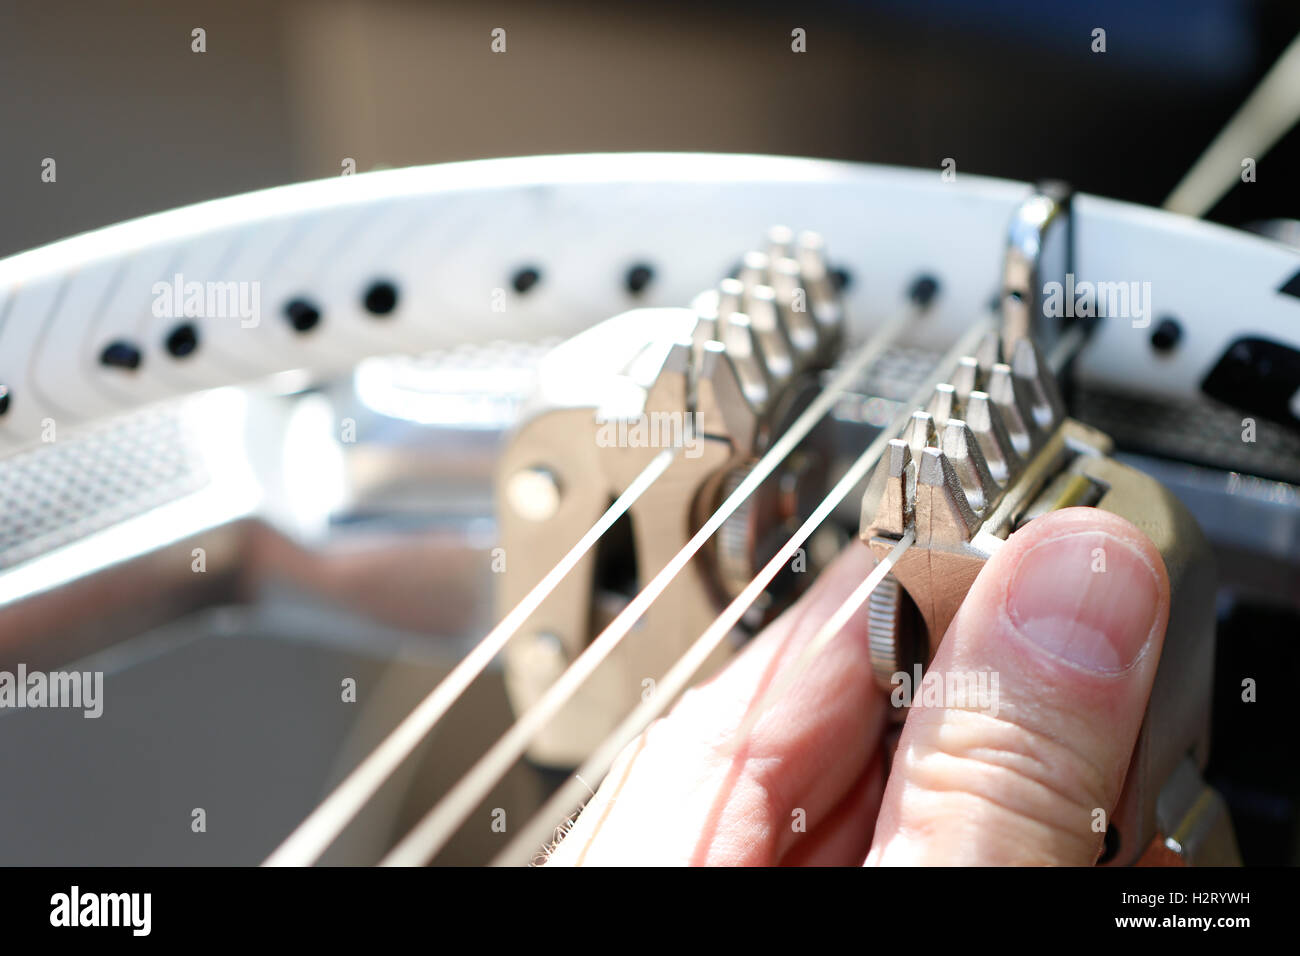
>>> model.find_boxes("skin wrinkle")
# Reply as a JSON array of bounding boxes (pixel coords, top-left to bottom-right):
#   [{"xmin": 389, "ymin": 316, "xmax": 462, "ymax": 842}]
[
  {"xmin": 779, "ymin": 751, "xmax": 885, "ymax": 866},
  {"xmin": 735, "ymin": 663, "xmax": 882, "ymax": 858},
  {"xmin": 899, "ymin": 742, "xmax": 1104, "ymax": 848},
  {"xmin": 687, "ymin": 636, "xmax": 803, "ymax": 863},
  {"xmin": 912, "ymin": 704, "xmax": 1114, "ymax": 815},
  {"xmin": 987, "ymin": 686, "xmax": 1130, "ymax": 785},
  {"xmin": 892, "ymin": 778, "xmax": 1101, "ymax": 865},
  {"xmin": 931, "ymin": 623, "xmax": 1128, "ymax": 793}
]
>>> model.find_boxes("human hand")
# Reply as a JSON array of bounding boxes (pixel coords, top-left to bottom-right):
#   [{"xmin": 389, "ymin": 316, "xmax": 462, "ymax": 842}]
[{"xmin": 544, "ymin": 507, "xmax": 1169, "ymax": 866}]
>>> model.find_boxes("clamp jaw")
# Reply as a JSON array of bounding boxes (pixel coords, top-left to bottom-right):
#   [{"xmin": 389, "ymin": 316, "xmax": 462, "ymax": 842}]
[{"xmin": 497, "ymin": 230, "xmax": 845, "ymax": 766}]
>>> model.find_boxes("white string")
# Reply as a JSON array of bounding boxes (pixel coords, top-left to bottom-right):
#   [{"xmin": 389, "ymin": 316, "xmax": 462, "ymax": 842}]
[
  {"xmin": 1164, "ymin": 30, "xmax": 1300, "ymax": 218},
  {"xmin": 379, "ymin": 308, "xmax": 920, "ymax": 866},
  {"xmin": 263, "ymin": 447, "xmax": 677, "ymax": 866},
  {"xmin": 491, "ymin": 318, "xmax": 990, "ymax": 866}
]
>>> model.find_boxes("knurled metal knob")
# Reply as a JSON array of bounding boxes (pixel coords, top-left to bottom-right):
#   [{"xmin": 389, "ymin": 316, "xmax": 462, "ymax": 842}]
[{"xmin": 867, "ymin": 569, "xmax": 924, "ymax": 691}]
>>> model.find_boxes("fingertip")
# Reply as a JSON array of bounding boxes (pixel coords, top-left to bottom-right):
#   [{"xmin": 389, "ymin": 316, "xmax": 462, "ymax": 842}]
[{"xmin": 994, "ymin": 508, "xmax": 1170, "ymax": 675}]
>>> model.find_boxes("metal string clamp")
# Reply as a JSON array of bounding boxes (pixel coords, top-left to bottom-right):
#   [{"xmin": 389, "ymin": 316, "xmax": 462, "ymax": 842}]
[
  {"xmin": 496, "ymin": 228, "xmax": 847, "ymax": 766},
  {"xmin": 858, "ymin": 188, "xmax": 1237, "ymax": 866}
]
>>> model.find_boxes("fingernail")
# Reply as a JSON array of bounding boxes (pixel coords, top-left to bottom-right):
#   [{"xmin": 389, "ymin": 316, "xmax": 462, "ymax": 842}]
[{"xmin": 1006, "ymin": 530, "xmax": 1159, "ymax": 673}]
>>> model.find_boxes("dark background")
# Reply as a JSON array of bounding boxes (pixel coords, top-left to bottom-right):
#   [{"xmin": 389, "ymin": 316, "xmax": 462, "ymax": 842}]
[{"xmin": 2, "ymin": 0, "xmax": 1298, "ymax": 259}]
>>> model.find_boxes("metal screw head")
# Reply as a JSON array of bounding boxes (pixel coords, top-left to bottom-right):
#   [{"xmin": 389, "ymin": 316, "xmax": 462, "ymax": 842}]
[
  {"xmin": 516, "ymin": 631, "xmax": 569, "ymax": 688},
  {"xmin": 506, "ymin": 467, "xmax": 562, "ymax": 522}
]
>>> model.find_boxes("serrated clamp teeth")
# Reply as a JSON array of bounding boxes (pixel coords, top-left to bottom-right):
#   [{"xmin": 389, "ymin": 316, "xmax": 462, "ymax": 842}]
[
  {"xmin": 904, "ymin": 409, "xmax": 939, "ymax": 457},
  {"xmin": 738, "ymin": 251, "xmax": 770, "ymax": 291},
  {"xmin": 743, "ymin": 284, "xmax": 795, "ymax": 386},
  {"xmin": 689, "ymin": 228, "xmax": 847, "ymax": 420},
  {"xmin": 695, "ymin": 340, "xmax": 758, "ymax": 451},
  {"xmin": 862, "ymin": 330, "xmax": 1068, "ymax": 549},
  {"xmin": 722, "ymin": 312, "xmax": 771, "ymax": 410},
  {"xmin": 766, "ymin": 225, "xmax": 795, "ymax": 261},
  {"xmin": 973, "ymin": 330, "xmax": 1001, "ymax": 371},
  {"xmin": 941, "ymin": 418, "xmax": 999, "ymax": 513},
  {"xmin": 926, "ymin": 382, "xmax": 957, "ymax": 430},
  {"xmin": 871, "ymin": 438, "xmax": 915, "ymax": 536},
  {"xmin": 794, "ymin": 231, "xmax": 843, "ymax": 352},
  {"xmin": 965, "ymin": 389, "xmax": 1020, "ymax": 484},
  {"xmin": 988, "ymin": 362, "xmax": 1041, "ymax": 457},
  {"xmin": 1010, "ymin": 337, "xmax": 1065, "ymax": 431},
  {"xmin": 769, "ymin": 256, "xmax": 819, "ymax": 362},
  {"xmin": 916, "ymin": 446, "xmax": 980, "ymax": 543},
  {"xmin": 950, "ymin": 355, "xmax": 981, "ymax": 403}
]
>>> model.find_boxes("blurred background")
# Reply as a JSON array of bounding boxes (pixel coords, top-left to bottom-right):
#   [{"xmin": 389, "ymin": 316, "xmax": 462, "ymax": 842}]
[{"xmin": 3, "ymin": 0, "xmax": 1300, "ymax": 259}]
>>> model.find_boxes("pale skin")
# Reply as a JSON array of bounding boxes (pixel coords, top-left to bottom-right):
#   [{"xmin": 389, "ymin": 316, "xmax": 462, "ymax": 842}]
[{"xmin": 546, "ymin": 507, "xmax": 1170, "ymax": 866}]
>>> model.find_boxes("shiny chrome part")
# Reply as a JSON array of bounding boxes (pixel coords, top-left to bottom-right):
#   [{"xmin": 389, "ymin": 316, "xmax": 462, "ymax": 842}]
[
  {"xmin": 696, "ymin": 340, "xmax": 759, "ymax": 451},
  {"xmin": 715, "ymin": 276, "xmax": 744, "ymax": 330},
  {"xmin": 1000, "ymin": 182, "xmax": 1073, "ymax": 361},
  {"xmin": 1154, "ymin": 756, "xmax": 1242, "ymax": 865}
]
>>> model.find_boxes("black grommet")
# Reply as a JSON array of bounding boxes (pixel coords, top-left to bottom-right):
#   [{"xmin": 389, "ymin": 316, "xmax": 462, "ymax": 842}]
[
  {"xmin": 909, "ymin": 274, "xmax": 940, "ymax": 308},
  {"xmin": 285, "ymin": 298, "xmax": 322, "ymax": 333},
  {"xmin": 0, "ymin": 385, "xmax": 9, "ymax": 416},
  {"xmin": 511, "ymin": 267, "xmax": 541, "ymax": 294},
  {"xmin": 830, "ymin": 267, "xmax": 852, "ymax": 292},
  {"xmin": 1151, "ymin": 316, "xmax": 1182, "ymax": 352},
  {"xmin": 100, "ymin": 340, "xmax": 143, "ymax": 370},
  {"xmin": 625, "ymin": 263, "xmax": 654, "ymax": 295},
  {"xmin": 165, "ymin": 322, "xmax": 199, "ymax": 358},
  {"xmin": 363, "ymin": 280, "xmax": 398, "ymax": 315}
]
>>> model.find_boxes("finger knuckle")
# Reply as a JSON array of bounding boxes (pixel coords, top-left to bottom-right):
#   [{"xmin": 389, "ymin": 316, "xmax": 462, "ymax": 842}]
[{"xmin": 898, "ymin": 708, "xmax": 1110, "ymax": 862}]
